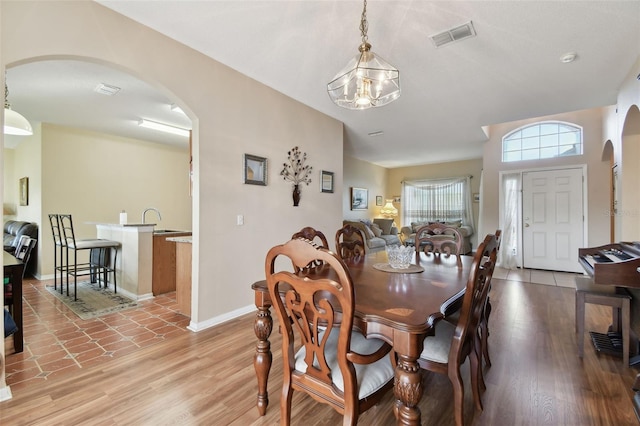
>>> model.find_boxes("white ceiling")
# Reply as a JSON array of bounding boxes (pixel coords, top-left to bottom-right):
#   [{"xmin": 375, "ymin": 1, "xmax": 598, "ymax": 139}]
[{"xmin": 5, "ymin": 1, "xmax": 640, "ymax": 167}]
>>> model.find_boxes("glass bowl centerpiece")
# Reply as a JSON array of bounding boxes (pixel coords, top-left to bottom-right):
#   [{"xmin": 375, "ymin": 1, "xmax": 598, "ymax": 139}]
[{"xmin": 386, "ymin": 244, "xmax": 415, "ymax": 269}]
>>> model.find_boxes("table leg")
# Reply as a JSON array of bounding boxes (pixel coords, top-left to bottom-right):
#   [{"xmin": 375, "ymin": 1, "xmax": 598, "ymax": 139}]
[
  {"xmin": 393, "ymin": 354, "xmax": 423, "ymax": 425},
  {"xmin": 254, "ymin": 305, "xmax": 273, "ymax": 415}
]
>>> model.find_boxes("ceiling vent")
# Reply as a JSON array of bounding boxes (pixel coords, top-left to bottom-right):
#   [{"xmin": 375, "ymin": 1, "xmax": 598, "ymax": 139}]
[
  {"xmin": 430, "ymin": 21, "xmax": 476, "ymax": 48},
  {"xmin": 94, "ymin": 83, "xmax": 121, "ymax": 96}
]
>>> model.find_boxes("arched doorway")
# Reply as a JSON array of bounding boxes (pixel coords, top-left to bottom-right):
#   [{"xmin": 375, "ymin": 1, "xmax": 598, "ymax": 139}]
[
  {"xmin": 5, "ymin": 58, "xmax": 193, "ymax": 282},
  {"xmin": 619, "ymin": 105, "xmax": 640, "ymax": 240},
  {"xmin": 601, "ymin": 139, "xmax": 615, "ymax": 242}
]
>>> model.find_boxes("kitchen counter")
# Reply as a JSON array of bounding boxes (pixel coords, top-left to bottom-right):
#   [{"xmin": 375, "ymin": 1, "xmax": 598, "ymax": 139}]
[
  {"xmin": 96, "ymin": 223, "xmax": 154, "ymax": 300},
  {"xmin": 166, "ymin": 236, "xmax": 192, "ymax": 243}
]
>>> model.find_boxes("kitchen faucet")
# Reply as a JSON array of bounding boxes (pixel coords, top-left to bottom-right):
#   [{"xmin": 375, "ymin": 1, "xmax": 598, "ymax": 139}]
[{"xmin": 142, "ymin": 207, "xmax": 162, "ymax": 224}]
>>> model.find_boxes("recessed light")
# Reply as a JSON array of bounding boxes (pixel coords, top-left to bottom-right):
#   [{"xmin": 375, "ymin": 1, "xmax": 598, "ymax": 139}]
[
  {"xmin": 368, "ymin": 131, "xmax": 384, "ymax": 137},
  {"xmin": 560, "ymin": 52, "xmax": 577, "ymax": 63}
]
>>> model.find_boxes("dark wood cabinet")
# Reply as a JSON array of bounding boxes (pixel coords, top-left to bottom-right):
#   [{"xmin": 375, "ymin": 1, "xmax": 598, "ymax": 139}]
[{"xmin": 152, "ymin": 232, "xmax": 192, "ymax": 295}]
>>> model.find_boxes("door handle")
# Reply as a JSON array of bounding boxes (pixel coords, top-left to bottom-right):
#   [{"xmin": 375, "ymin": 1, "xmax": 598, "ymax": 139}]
[{"xmin": 524, "ymin": 223, "xmax": 530, "ymax": 227}]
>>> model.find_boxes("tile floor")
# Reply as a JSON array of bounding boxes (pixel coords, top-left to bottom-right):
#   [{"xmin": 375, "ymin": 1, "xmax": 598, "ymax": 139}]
[
  {"xmin": 4, "ymin": 277, "xmax": 190, "ymax": 392},
  {"xmin": 493, "ymin": 266, "xmax": 580, "ymax": 288}
]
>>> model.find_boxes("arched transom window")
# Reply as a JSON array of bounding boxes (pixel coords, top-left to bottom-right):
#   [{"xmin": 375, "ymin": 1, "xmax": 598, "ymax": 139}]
[{"xmin": 502, "ymin": 121, "xmax": 583, "ymax": 162}]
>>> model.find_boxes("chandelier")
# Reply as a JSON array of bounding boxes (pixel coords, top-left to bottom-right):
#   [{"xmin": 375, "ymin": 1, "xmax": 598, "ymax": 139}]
[
  {"xmin": 4, "ymin": 81, "xmax": 33, "ymax": 136},
  {"xmin": 327, "ymin": 0, "xmax": 400, "ymax": 110}
]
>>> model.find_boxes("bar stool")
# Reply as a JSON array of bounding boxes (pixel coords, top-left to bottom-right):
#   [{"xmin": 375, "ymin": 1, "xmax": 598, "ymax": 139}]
[
  {"xmin": 575, "ymin": 275, "xmax": 631, "ymax": 366},
  {"xmin": 48, "ymin": 214, "xmax": 66, "ymax": 292},
  {"xmin": 58, "ymin": 214, "xmax": 120, "ymax": 301}
]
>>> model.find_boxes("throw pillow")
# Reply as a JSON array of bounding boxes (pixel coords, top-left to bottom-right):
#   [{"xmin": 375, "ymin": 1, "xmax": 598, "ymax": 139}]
[
  {"xmin": 444, "ymin": 220, "xmax": 462, "ymax": 228},
  {"xmin": 359, "ymin": 222, "xmax": 375, "ymax": 239},
  {"xmin": 373, "ymin": 218, "xmax": 394, "ymax": 235},
  {"xmin": 371, "ymin": 223, "xmax": 383, "ymax": 237},
  {"xmin": 411, "ymin": 222, "xmax": 428, "ymax": 233}
]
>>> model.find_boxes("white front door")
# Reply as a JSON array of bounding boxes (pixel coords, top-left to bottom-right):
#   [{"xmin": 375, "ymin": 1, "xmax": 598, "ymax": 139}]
[{"xmin": 522, "ymin": 168, "xmax": 584, "ymax": 272}]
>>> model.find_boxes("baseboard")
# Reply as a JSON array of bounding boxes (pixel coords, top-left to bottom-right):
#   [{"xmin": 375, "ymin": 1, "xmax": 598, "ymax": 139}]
[
  {"xmin": 188, "ymin": 304, "xmax": 256, "ymax": 332},
  {"xmin": 0, "ymin": 385, "xmax": 13, "ymax": 402},
  {"xmin": 100, "ymin": 283, "xmax": 153, "ymax": 302}
]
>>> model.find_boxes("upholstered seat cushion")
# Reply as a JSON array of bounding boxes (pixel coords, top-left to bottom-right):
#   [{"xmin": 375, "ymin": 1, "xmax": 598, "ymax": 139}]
[
  {"xmin": 67, "ymin": 239, "xmax": 120, "ymax": 250},
  {"xmin": 295, "ymin": 327, "xmax": 395, "ymax": 399},
  {"xmin": 419, "ymin": 319, "xmax": 456, "ymax": 363}
]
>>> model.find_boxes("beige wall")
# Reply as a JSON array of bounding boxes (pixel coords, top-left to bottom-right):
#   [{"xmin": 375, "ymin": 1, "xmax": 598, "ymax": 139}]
[
  {"xmin": 0, "ymin": 0, "xmax": 344, "ymax": 384},
  {"xmin": 343, "ymin": 155, "xmax": 388, "ymax": 221},
  {"xmin": 387, "ymin": 159, "xmax": 483, "ymax": 247},
  {"xmin": 39, "ymin": 124, "xmax": 190, "ymax": 277},
  {"xmin": 3, "ymin": 148, "xmax": 15, "ymax": 215},
  {"xmin": 605, "ymin": 57, "xmax": 640, "ymax": 241},
  {"xmin": 602, "ymin": 57, "xmax": 640, "ymax": 337},
  {"xmin": 481, "ymin": 107, "xmax": 611, "ymax": 248}
]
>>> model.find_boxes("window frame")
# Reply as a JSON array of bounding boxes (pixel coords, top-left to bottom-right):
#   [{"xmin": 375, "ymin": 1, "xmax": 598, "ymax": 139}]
[{"xmin": 502, "ymin": 121, "xmax": 583, "ymax": 163}]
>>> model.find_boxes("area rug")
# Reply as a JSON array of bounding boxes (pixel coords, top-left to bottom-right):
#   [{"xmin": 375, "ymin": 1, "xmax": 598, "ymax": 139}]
[{"xmin": 46, "ymin": 281, "xmax": 137, "ymax": 320}]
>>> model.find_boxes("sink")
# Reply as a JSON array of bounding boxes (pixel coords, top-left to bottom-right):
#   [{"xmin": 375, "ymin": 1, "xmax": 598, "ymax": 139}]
[{"xmin": 153, "ymin": 229, "xmax": 181, "ymax": 234}]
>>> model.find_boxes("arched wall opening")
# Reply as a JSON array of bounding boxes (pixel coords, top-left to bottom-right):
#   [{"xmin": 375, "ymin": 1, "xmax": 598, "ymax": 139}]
[
  {"xmin": 601, "ymin": 140, "xmax": 616, "ymax": 242},
  {"xmin": 620, "ymin": 105, "xmax": 640, "ymax": 240},
  {"xmin": 4, "ymin": 56, "xmax": 195, "ymax": 282}
]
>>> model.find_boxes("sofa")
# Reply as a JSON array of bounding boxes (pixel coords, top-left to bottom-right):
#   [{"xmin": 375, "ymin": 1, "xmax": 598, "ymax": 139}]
[
  {"xmin": 400, "ymin": 220, "xmax": 474, "ymax": 254},
  {"xmin": 3, "ymin": 220, "xmax": 39, "ymax": 274},
  {"xmin": 343, "ymin": 218, "xmax": 401, "ymax": 253}
]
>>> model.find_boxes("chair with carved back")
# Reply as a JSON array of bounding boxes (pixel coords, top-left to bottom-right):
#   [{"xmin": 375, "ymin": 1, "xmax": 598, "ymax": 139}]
[
  {"xmin": 335, "ymin": 224, "xmax": 366, "ymax": 262},
  {"xmin": 291, "ymin": 226, "xmax": 330, "ymax": 272},
  {"xmin": 417, "ymin": 233, "xmax": 498, "ymax": 426},
  {"xmin": 478, "ymin": 229, "xmax": 501, "ymax": 372},
  {"xmin": 415, "ymin": 223, "xmax": 464, "ymax": 268},
  {"xmin": 265, "ymin": 238, "xmax": 395, "ymax": 425}
]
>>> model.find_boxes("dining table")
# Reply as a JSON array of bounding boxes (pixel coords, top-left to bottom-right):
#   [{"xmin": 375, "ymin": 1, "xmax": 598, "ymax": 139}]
[
  {"xmin": 4, "ymin": 251, "xmax": 25, "ymax": 353},
  {"xmin": 251, "ymin": 249, "xmax": 473, "ymax": 425}
]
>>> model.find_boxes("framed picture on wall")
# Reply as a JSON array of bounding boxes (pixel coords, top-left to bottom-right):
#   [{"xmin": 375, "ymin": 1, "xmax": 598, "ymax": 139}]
[
  {"xmin": 19, "ymin": 177, "xmax": 29, "ymax": 206},
  {"xmin": 244, "ymin": 154, "xmax": 267, "ymax": 186},
  {"xmin": 376, "ymin": 196, "xmax": 383, "ymax": 206},
  {"xmin": 350, "ymin": 187, "xmax": 368, "ymax": 210},
  {"xmin": 321, "ymin": 170, "xmax": 334, "ymax": 193}
]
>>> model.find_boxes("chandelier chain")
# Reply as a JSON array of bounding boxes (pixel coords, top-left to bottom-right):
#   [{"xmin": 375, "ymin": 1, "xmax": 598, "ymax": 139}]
[
  {"xmin": 4, "ymin": 83, "xmax": 10, "ymax": 109},
  {"xmin": 359, "ymin": 0, "xmax": 368, "ymax": 43}
]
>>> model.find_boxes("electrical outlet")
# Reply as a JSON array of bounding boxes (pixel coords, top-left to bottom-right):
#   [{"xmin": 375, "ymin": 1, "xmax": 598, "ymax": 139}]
[{"xmin": 237, "ymin": 215, "xmax": 244, "ymax": 226}]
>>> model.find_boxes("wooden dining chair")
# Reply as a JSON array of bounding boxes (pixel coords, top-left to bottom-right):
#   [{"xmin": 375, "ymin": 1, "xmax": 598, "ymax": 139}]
[
  {"xmin": 478, "ymin": 229, "xmax": 502, "ymax": 372},
  {"xmin": 291, "ymin": 226, "xmax": 330, "ymax": 272},
  {"xmin": 335, "ymin": 224, "xmax": 366, "ymax": 262},
  {"xmin": 291, "ymin": 226, "xmax": 329, "ymax": 248},
  {"xmin": 417, "ymin": 233, "xmax": 498, "ymax": 426},
  {"xmin": 415, "ymin": 223, "xmax": 464, "ymax": 268},
  {"xmin": 265, "ymin": 238, "xmax": 395, "ymax": 426}
]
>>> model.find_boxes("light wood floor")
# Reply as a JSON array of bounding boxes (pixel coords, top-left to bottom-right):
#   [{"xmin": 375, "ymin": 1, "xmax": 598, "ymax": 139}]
[{"xmin": 1, "ymin": 275, "xmax": 639, "ymax": 425}]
